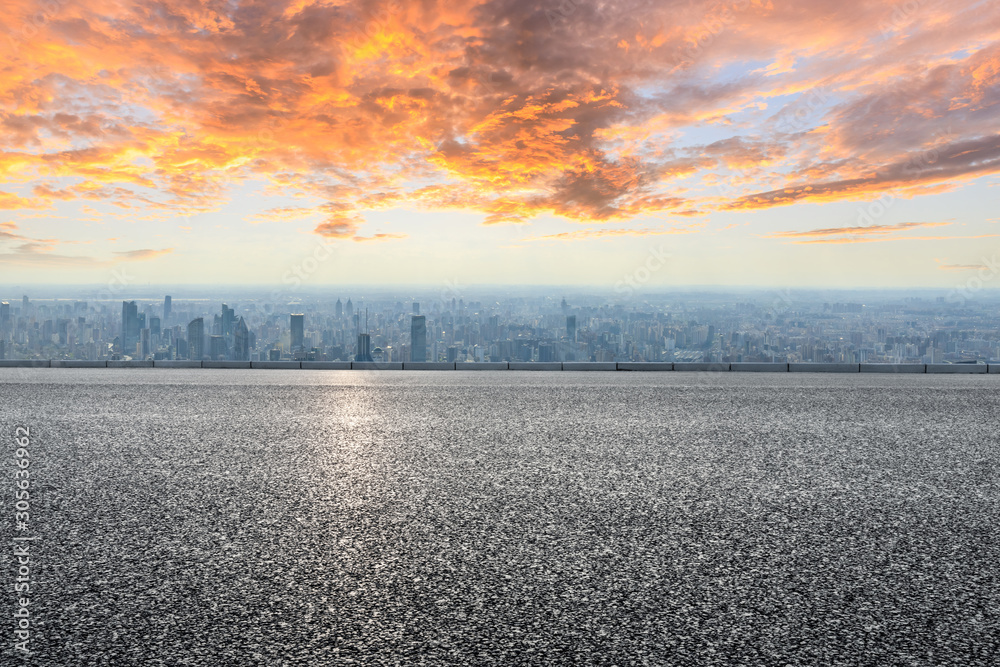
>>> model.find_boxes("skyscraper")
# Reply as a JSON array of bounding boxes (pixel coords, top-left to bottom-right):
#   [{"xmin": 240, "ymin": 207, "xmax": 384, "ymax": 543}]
[
  {"xmin": 411, "ymin": 315, "xmax": 427, "ymax": 362},
  {"xmin": 413, "ymin": 302, "xmax": 420, "ymax": 315},
  {"xmin": 335, "ymin": 298, "xmax": 343, "ymax": 318},
  {"xmin": 566, "ymin": 315, "xmax": 576, "ymax": 341},
  {"xmin": 0, "ymin": 301, "xmax": 9, "ymax": 336},
  {"xmin": 121, "ymin": 301, "xmax": 139, "ymax": 356},
  {"xmin": 290, "ymin": 313, "xmax": 304, "ymax": 350},
  {"xmin": 187, "ymin": 318, "xmax": 204, "ymax": 360},
  {"xmin": 163, "ymin": 295, "xmax": 172, "ymax": 322},
  {"xmin": 209, "ymin": 335, "xmax": 227, "ymax": 360},
  {"xmin": 221, "ymin": 304, "xmax": 235, "ymax": 338},
  {"xmin": 356, "ymin": 332, "xmax": 373, "ymax": 362},
  {"xmin": 345, "ymin": 299, "xmax": 354, "ymax": 319},
  {"xmin": 233, "ymin": 317, "xmax": 250, "ymax": 361}
]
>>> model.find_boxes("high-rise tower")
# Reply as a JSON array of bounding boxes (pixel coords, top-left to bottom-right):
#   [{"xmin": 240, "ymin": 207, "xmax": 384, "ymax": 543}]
[
  {"xmin": 290, "ymin": 313, "xmax": 304, "ymax": 350},
  {"xmin": 411, "ymin": 315, "xmax": 427, "ymax": 362},
  {"xmin": 121, "ymin": 301, "xmax": 139, "ymax": 355},
  {"xmin": 187, "ymin": 318, "xmax": 204, "ymax": 360}
]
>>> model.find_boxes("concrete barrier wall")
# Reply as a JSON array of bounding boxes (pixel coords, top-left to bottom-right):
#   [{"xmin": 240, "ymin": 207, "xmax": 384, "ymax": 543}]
[
  {"xmin": 7, "ymin": 359, "xmax": 1000, "ymax": 375},
  {"xmin": 251, "ymin": 361, "xmax": 301, "ymax": 369},
  {"xmin": 563, "ymin": 362, "xmax": 617, "ymax": 371},
  {"xmin": 674, "ymin": 362, "xmax": 730, "ymax": 372},
  {"xmin": 617, "ymin": 362, "xmax": 672, "ymax": 371},
  {"xmin": 300, "ymin": 361, "xmax": 352, "ymax": 370},
  {"xmin": 789, "ymin": 363, "xmax": 860, "ymax": 373},
  {"xmin": 731, "ymin": 363, "xmax": 788, "ymax": 372},
  {"xmin": 456, "ymin": 362, "xmax": 508, "ymax": 370},
  {"xmin": 926, "ymin": 364, "xmax": 987, "ymax": 374},
  {"xmin": 203, "ymin": 361, "xmax": 252, "ymax": 369},
  {"xmin": 51, "ymin": 360, "xmax": 107, "ymax": 368},
  {"xmin": 860, "ymin": 364, "xmax": 925, "ymax": 374}
]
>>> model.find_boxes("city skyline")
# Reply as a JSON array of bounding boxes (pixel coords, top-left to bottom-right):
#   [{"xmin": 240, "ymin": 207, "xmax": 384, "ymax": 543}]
[
  {"xmin": 0, "ymin": 1, "xmax": 998, "ymax": 287},
  {"xmin": 3, "ymin": 287, "xmax": 1000, "ymax": 365}
]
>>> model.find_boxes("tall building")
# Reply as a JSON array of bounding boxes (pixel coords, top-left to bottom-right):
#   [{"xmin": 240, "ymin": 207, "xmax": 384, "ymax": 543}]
[
  {"xmin": 121, "ymin": 301, "xmax": 139, "ymax": 356},
  {"xmin": 566, "ymin": 315, "xmax": 577, "ymax": 341},
  {"xmin": 150, "ymin": 317, "xmax": 161, "ymax": 337},
  {"xmin": 0, "ymin": 301, "xmax": 9, "ymax": 337},
  {"xmin": 22, "ymin": 295, "xmax": 29, "ymax": 314},
  {"xmin": 187, "ymin": 318, "xmax": 204, "ymax": 360},
  {"xmin": 345, "ymin": 299, "xmax": 354, "ymax": 319},
  {"xmin": 233, "ymin": 317, "xmax": 250, "ymax": 361},
  {"xmin": 411, "ymin": 315, "xmax": 427, "ymax": 362},
  {"xmin": 221, "ymin": 304, "xmax": 235, "ymax": 338},
  {"xmin": 290, "ymin": 313, "xmax": 304, "ymax": 350},
  {"xmin": 413, "ymin": 302, "xmax": 420, "ymax": 315},
  {"xmin": 209, "ymin": 335, "xmax": 227, "ymax": 360},
  {"xmin": 356, "ymin": 332, "xmax": 373, "ymax": 362},
  {"xmin": 140, "ymin": 328, "xmax": 150, "ymax": 358},
  {"xmin": 163, "ymin": 295, "xmax": 172, "ymax": 322},
  {"xmin": 335, "ymin": 298, "xmax": 343, "ymax": 318}
]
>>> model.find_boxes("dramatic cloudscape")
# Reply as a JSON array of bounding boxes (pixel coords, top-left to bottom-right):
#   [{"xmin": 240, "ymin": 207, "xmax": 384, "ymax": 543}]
[{"xmin": 1, "ymin": 0, "xmax": 999, "ymax": 287}]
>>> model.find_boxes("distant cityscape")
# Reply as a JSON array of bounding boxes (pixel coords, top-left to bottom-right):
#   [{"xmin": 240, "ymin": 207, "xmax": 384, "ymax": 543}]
[{"xmin": 1, "ymin": 289, "xmax": 999, "ymax": 364}]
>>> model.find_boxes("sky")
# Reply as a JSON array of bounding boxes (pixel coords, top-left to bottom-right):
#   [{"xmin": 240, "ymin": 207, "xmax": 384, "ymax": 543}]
[{"xmin": 1, "ymin": 0, "xmax": 999, "ymax": 290}]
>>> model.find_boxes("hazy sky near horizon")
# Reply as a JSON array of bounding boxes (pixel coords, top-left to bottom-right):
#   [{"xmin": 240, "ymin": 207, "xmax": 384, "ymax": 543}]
[{"xmin": 1, "ymin": 0, "xmax": 999, "ymax": 289}]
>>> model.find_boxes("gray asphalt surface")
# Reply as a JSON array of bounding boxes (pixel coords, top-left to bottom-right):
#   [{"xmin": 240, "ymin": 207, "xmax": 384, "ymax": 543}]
[{"xmin": 1, "ymin": 370, "xmax": 998, "ymax": 666}]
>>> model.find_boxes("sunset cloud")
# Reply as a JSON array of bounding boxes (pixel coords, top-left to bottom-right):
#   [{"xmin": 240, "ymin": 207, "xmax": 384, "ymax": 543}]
[
  {"xmin": 938, "ymin": 263, "xmax": 990, "ymax": 271},
  {"xmin": 112, "ymin": 248, "xmax": 175, "ymax": 261},
  {"xmin": 0, "ymin": 0, "xmax": 997, "ymax": 245},
  {"xmin": 764, "ymin": 222, "xmax": 953, "ymax": 239},
  {"xmin": 522, "ymin": 226, "xmax": 700, "ymax": 242},
  {"xmin": 762, "ymin": 220, "xmax": 1000, "ymax": 245}
]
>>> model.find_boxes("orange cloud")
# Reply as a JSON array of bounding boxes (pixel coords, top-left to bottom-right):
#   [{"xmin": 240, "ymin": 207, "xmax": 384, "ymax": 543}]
[
  {"xmin": 112, "ymin": 248, "xmax": 174, "ymax": 261},
  {"xmin": 764, "ymin": 221, "xmax": 952, "ymax": 239},
  {"xmin": 938, "ymin": 263, "xmax": 990, "ymax": 271},
  {"xmin": 790, "ymin": 235, "xmax": 999, "ymax": 245},
  {"xmin": 0, "ymin": 191, "xmax": 50, "ymax": 210},
  {"xmin": 352, "ymin": 233, "xmax": 408, "ymax": 242},
  {"xmin": 0, "ymin": 0, "xmax": 997, "ymax": 240},
  {"xmin": 521, "ymin": 226, "xmax": 699, "ymax": 242},
  {"xmin": 762, "ymin": 221, "xmax": 1000, "ymax": 245}
]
